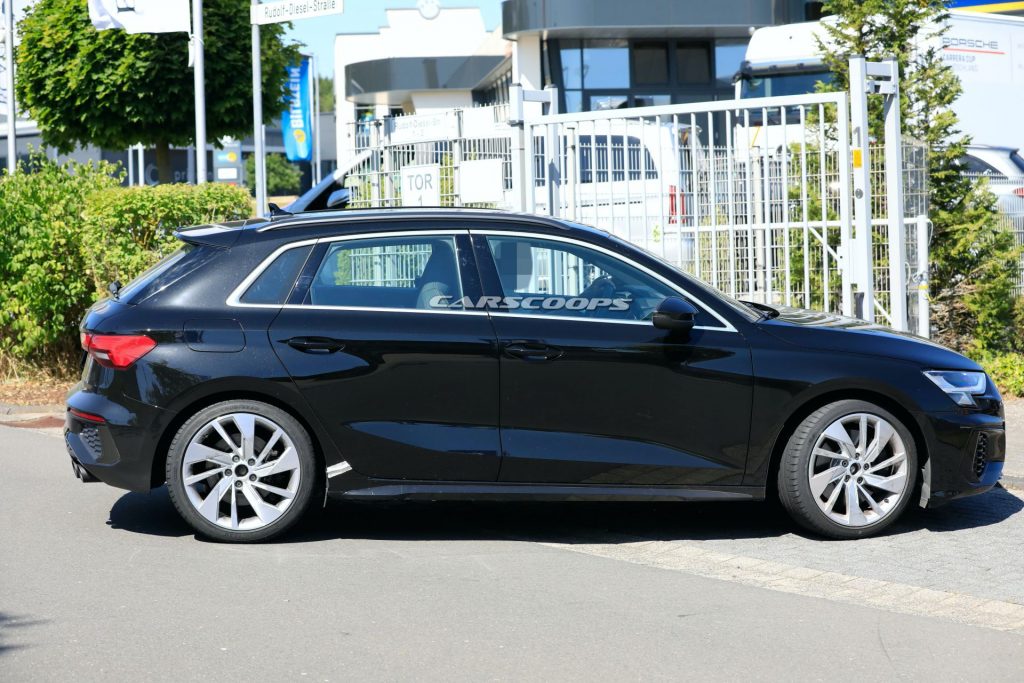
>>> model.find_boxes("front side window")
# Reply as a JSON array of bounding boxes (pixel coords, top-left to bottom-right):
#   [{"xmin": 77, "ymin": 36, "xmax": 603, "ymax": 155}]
[
  {"xmin": 305, "ymin": 235, "xmax": 463, "ymax": 310},
  {"xmin": 486, "ymin": 235, "xmax": 683, "ymax": 322}
]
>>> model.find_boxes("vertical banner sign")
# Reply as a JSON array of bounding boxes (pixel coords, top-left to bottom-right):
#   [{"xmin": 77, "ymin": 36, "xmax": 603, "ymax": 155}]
[{"xmin": 282, "ymin": 57, "xmax": 313, "ymax": 163}]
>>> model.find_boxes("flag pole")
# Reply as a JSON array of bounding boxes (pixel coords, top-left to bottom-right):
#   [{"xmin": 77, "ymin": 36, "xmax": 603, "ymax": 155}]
[
  {"xmin": 4, "ymin": 0, "xmax": 17, "ymax": 174},
  {"xmin": 191, "ymin": 0, "xmax": 207, "ymax": 184}
]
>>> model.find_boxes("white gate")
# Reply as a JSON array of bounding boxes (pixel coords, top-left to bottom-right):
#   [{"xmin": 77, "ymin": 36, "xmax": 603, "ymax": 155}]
[{"xmin": 336, "ymin": 59, "xmax": 928, "ymax": 335}]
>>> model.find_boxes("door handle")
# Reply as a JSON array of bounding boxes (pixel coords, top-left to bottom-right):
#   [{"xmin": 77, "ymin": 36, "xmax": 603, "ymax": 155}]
[
  {"xmin": 503, "ymin": 342, "xmax": 563, "ymax": 361},
  {"xmin": 284, "ymin": 336, "xmax": 346, "ymax": 354}
]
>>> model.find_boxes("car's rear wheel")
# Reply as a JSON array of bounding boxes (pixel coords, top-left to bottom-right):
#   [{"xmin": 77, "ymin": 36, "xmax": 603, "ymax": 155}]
[
  {"xmin": 166, "ymin": 400, "xmax": 317, "ymax": 542},
  {"xmin": 777, "ymin": 399, "xmax": 917, "ymax": 539}
]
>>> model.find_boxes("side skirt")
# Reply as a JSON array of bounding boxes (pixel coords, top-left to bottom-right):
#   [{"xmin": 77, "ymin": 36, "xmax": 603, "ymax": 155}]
[{"xmin": 329, "ymin": 480, "xmax": 764, "ymax": 503}]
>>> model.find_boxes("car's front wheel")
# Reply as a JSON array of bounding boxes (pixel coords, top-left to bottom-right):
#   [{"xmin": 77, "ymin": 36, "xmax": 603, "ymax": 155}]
[
  {"xmin": 166, "ymin": 400, "xmax": 317, "ymax": 542},
  {"xmin": 778, "ymin": 399, "xmax": 917, "ymax": 539}
]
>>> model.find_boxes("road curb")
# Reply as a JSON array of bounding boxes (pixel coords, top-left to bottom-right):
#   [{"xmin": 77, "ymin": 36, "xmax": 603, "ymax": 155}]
[{"xmin": 0, "ymin": 402, "xmax": 64, "ymax": 416}]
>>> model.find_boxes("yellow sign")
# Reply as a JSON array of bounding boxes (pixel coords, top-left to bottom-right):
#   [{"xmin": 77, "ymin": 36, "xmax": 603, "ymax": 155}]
[
  {"xmin": 852, "ymin": 148, "xmax": 863, "ymax": 169},
  {"xmin": 293, "ymin": 130, "xmax": 307, "ymax": 144}
]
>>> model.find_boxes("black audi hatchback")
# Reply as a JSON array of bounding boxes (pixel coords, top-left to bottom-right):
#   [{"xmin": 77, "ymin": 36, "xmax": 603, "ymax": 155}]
[{"xmin": 66, "ymin": 209, "xmax": 1005, "ymax": 542}]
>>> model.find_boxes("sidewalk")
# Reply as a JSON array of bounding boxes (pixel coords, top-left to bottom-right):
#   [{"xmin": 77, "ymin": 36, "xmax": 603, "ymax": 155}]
[{"xmin": 3, "ymin": 398, "xmax": 1022, "ymax": 481}]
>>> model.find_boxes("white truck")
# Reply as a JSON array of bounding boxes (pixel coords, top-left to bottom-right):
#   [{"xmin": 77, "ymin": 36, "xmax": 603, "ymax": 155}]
[{"xmin": 737, "ymin": 9, "xmax": 1024, "ymax": 163}]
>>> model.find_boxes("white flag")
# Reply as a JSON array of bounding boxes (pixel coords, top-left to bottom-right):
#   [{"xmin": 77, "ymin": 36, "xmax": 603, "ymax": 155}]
[{"xmin": 88, "ymin": 0, "xmax": 190, "ymax": 35}]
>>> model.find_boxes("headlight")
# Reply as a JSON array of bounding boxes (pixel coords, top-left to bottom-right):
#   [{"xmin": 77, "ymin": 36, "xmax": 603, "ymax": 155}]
[{"xmin": 923, "ymin": 370, "xmax": 988, "ymax": 406}]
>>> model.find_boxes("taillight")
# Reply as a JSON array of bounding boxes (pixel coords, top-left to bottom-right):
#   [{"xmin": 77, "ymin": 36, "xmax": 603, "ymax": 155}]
[
  {"xmin": 81, "ymin": 333, "xmax": 156, "ymax": 369},
  {"xmin": 1014, "ymin": 187, "xmax": 1024, "ymax": 198}
]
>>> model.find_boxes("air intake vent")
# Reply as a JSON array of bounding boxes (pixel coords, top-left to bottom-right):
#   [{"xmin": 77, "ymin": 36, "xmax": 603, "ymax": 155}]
[{"xmin": 973, "ymin": 432, "xmax": 989, "ymax": 478}]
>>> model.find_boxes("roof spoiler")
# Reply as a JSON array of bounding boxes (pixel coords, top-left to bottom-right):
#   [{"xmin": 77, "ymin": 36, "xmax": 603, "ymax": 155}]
[{"xmin": 173, "ymin": 220, "xmax": 256, "ymax": 248}]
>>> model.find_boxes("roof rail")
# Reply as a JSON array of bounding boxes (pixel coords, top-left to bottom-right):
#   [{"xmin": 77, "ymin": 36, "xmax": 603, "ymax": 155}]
[{"xmin": 256, "ymin": 207, "xmax": 573, "ymax": 233}]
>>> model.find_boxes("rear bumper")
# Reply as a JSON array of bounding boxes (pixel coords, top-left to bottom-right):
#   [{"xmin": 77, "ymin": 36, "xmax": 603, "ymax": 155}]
[
  {"xmin": 65, "ymin": 386, "xmax": 172, "ymax": 492},
  {"xmin": 918, "ymin": 408, "xmax": 1005, "ymax": 508}
]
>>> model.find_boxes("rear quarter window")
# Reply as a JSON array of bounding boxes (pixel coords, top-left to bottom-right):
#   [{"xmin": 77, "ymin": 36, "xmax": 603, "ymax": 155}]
[{"xmin": 239, "ymin": 245, "xmax": 314, "ymax": 305}]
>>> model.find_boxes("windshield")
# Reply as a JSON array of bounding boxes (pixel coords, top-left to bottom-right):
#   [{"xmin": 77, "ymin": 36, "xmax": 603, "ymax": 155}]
[
  {"xmin": 1011, "ymin": 151, "xmax": 1024, "ymax": 175},
  {"xmin": 741, "ymin": 71, "xmax": 831, "ymax": 98},
  {"xmin": 598, "ymin": 230, "xmax": 762, "ymax": 322}
]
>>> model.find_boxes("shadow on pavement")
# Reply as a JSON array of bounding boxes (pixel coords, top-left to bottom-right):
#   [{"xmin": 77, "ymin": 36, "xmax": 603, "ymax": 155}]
[
  {"xmin": 107, "ymin": 486, "xmax": 192, "ymax": 538},
  {"xmin": 0, "ymin": 612, "xmax": 47, "ymax": 656},
  {"xmin": 107, "ymin": 483, "xmax": 1023, "ymax": 544}
]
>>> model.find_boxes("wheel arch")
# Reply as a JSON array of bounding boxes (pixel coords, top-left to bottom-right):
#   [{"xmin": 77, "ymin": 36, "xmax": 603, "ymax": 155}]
[
  {"xmin": 150, "ymin": 384, "xmax": 333, "ymax": 494},
  {"xmin": 763, "ymin": 388, "xmax": 929, "ymax": 506}
]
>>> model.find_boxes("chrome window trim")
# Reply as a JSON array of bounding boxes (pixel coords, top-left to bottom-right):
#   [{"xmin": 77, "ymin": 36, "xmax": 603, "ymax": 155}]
[
  {"xmin": 473, "ymin": 230, "xmax": 738, "ymax": 333},
  {"xmin": 226, "ymin": 230, "xmax": 470, "ymax": 310}
]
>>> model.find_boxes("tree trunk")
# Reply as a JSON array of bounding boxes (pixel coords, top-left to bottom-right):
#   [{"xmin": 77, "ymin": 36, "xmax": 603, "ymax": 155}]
[{"xmin": 155, "ymin": 141, "xmax": 173, "ymax": 184}]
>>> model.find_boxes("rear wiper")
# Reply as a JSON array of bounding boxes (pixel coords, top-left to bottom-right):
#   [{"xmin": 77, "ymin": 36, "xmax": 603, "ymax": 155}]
[{"xmin": 741, "ymin": 300, "xmax": 779, "ymax": 320}]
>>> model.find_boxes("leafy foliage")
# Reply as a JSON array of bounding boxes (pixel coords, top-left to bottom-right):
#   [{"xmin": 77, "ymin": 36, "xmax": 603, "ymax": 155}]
[
  {"xmin": 973, "ymin": 351, "xmax": 1024, "ymax": 397},
  {"xmin": 818, "ymin": 0, "xmax": 1020, "ymax": 352},
  {"xmin": 244, "ymin": 153, "xmax": 303, "ymax": 197},
  {"xmin": 15, "ymin": 0, "xmax": 301, "ymax": 181},
  {"xmin": 0, "ymin": 155, "xmax": 252, "ymax": 370},
  {"xmin": 0, "ymin": 155, "xmax": 121, "ymax": 365},
  {"xmin": 82, "ymin": 183, "xmax": 253, "ymax": 293},
  {"xmin": 319, "ymin": 76, "xmax": 335, "ymax": 113}
]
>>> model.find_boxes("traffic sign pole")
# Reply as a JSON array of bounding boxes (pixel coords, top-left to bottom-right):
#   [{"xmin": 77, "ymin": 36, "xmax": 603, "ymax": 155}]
[
  {"xmin": 4, "ymin": 0, "xmax": 16, "ymax": 174},
  {"xmin": 251, "ymin": 10, "xmax": 266, "ymax": 214},
  {"xmin": 192, "ymin": 0, "xmax": 207, "ymax": 184}
]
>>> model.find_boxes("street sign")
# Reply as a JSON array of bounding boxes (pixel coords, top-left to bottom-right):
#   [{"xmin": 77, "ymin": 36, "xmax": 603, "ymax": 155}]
[
  {"xmin": 386, "ymin": 111, "xmax": 459, "ymax": 145},
  {"xmin": 401, "ymin": 164, "xmax": 441, "ymax": 206},
  {"xmin": 213, "ymin": 138, "xmax": 244, "ymax": 185},
  {"xmin": 251, "ymin": 0, "xmax": 344, "ymax": 26}
]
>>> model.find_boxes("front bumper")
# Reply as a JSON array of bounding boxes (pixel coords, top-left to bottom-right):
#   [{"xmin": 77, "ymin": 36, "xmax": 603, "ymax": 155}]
[
  {"xmin": 65, "ymin": 386, "xmax": 172, "ymax": 492},
  {"xmin": 918, "ymin": 408, "xmax": 1005, "ymax": 507}
]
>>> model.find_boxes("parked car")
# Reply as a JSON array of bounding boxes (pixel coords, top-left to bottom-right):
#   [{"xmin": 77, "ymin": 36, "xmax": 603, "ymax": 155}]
[{"xmin": 66, "ymin": 208, "xmax": 1005, "ymax": 542}]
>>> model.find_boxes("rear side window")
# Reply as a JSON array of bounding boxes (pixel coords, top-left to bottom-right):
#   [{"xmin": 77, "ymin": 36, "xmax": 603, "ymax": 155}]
[
  {"xmin": 119, "ymin": 245, "xmax": 220, "ymax": 304},
  {"xmin": 305, "ymin": 235, "xmax": 463, "ymax": 310},
  {"xmin": 239, "ymin": 245, "xmax": 313, "ymax": 304}
]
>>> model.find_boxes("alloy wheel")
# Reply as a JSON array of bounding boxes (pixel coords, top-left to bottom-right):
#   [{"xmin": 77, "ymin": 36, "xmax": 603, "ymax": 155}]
[
  {"xmin": 181, "ymin": 413, "xmax": 301, "ymax": 531},
  {"xmin": 807, "ymin": 412, "xmax": 909, "ymax": 528}
]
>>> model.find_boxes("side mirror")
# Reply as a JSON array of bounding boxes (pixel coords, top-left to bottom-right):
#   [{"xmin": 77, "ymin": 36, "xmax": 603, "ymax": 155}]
[
  {"xmin": 326, "ymin": 188, "xmax": 352, "ymax": 209},
  {"xmin": 653, "ymin": 296, "xmax": 697, "ymax": 333}
]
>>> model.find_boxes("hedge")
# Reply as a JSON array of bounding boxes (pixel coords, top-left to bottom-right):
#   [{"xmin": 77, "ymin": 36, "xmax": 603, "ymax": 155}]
[{"xmin": 0, "ymin": 155, "xmax": 253, "ymax": 370}]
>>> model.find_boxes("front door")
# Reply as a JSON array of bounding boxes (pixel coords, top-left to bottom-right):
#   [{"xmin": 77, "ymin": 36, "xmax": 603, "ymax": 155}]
[
  {"xmin": 269, "ymin": 230, "xmax": 501, "ymax": 482},
  {"xmin": 474, "ymin": 231, "xmax": 753, "ymax": 486}
]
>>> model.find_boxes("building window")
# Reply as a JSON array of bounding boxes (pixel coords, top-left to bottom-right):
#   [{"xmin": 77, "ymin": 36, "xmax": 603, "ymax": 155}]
[
  {"xmin": 633, "ymin": 41, "xmax": 669, "ymax": 85},
  {"xmin": 560, "ymin": 39, "xmax": 583, "ymax": 89},
  {"xmin": 677, "ymin": 42, "xmax": 711, "ymax": 84},
  {"xmin": 581, "ymin": 39, "xmax": 629, "ymax": 89}
]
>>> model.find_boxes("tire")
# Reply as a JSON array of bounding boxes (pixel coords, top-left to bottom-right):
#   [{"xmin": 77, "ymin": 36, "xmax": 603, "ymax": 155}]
[
  {"xmin": 166, "ymin": 400, "xmax": 317, "ymax": 542},
  {"xmin": 777, "ymin": 399, "xmax": 917, "ymax": 539}
]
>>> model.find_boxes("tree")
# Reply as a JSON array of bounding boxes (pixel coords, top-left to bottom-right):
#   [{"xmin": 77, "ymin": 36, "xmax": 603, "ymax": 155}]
[
  {"xmin": 245, "ymin": 152, "xmax": 302, "ymax": 197},
  {"xmin": 15, "ymin": 0, "xmax": 301, "ymax": 183},
  {"xmin": 817, "ymin": 0, "xmax": 1019, "ymax": 352},
  {"xmin": 318, "ymin": 76, "xmax": 335, "ymax": 113}
]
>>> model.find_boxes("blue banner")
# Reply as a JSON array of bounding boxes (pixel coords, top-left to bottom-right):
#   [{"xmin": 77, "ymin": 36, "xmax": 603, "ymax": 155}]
[{"xmin": 282, "ymin": 57, "xmax": 313, "ymax": 163}]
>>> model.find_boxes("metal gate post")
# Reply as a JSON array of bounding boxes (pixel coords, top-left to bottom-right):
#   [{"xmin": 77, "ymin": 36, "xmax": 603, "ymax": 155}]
[
  {"xmin": 544, "ymin": 85, "xmax": 561, "ymax": 217},
  {"xmin": 915, "ymin": 215, "xmax": 930, "ymax": 338},
  {"xmin": 509, "ymin": 84, "xmax": 529, "ymax": 212},
  {"xmin": 878, "ymin": 58, "xmax": 907, "ymax": 330},
  {"xmin": 836, "ymin": 96, "xmax": 855, "ymax": 317},
  {"xmin": 848, "ymin": 57, "xmax": 874, "ymax": 322}
]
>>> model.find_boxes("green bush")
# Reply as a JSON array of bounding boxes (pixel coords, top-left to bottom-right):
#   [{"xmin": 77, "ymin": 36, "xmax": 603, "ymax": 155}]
[
  {"xmin": 0, "ymin": 156, "xmax": 122, "ymax": 365},
  {"xmin": 0, "ymin": 155, "xmax": 253, "ymax": 371},
  {"xmin": 82, "ymin": 183, "xmax": 252, "ymax": 293},
  {"xmin": 973, "ymin": 351, "xmax": 1024, "ymax": 398}
]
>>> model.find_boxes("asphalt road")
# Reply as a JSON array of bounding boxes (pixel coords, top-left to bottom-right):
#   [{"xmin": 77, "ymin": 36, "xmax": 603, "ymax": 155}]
[{"xmin": 2, "ymin": 424, "xmax": 1023, "ymax": 681}]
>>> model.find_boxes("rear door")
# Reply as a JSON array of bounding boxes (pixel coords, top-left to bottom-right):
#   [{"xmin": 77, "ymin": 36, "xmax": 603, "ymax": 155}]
[{"xmin": 264, "ymin": 228, "xmax": 501, "ymax": 482}]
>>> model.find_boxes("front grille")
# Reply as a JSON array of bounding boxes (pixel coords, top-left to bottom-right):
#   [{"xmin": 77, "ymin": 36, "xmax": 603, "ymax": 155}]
[{"xmin": 973, "ymin": 432, "xmax": 989, "ymax": 478}]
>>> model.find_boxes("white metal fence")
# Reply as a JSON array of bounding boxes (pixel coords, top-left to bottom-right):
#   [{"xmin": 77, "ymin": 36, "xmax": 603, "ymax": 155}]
[{"xmin": 333, "ymin": 63, "xmax": 932, "ymax": 334}]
